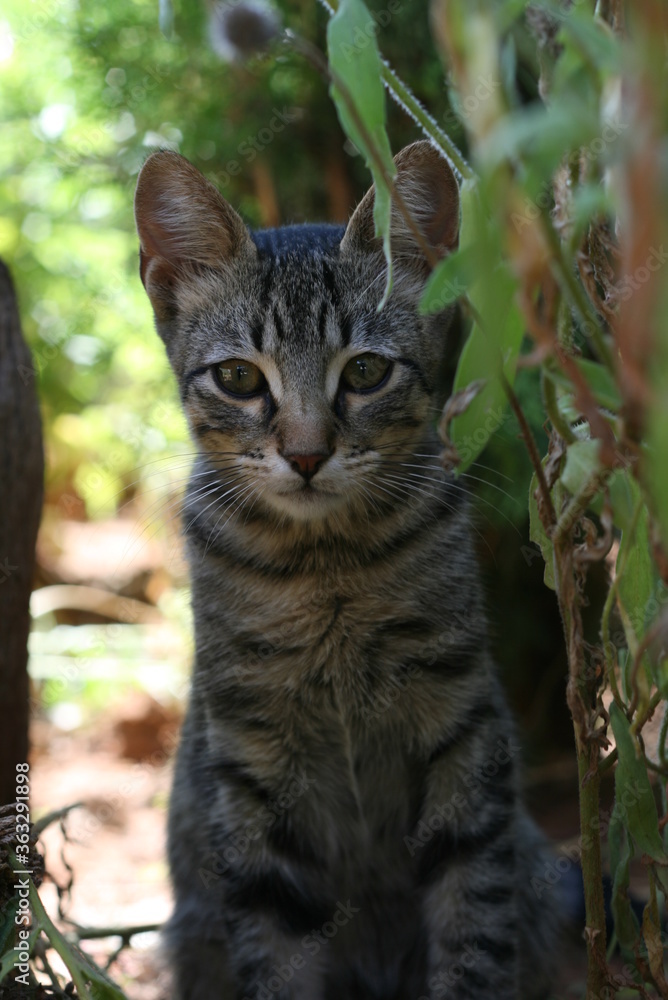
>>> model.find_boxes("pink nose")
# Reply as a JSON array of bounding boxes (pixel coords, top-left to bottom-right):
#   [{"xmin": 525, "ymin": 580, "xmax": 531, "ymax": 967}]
[{"xmin": 285, "ymin": 452, "xmax": 330, "ymax": 482}]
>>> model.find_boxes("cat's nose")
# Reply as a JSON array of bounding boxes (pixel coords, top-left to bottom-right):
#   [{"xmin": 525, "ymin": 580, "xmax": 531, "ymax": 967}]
[{"xmin": 285, "ymin": 451, "xmax": 331, "ymax": 482}]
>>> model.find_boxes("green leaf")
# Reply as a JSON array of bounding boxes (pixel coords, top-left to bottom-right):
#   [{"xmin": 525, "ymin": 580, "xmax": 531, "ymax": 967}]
[
  {"xmin": 448, "ymin": 182, "xmax": 525, "ymax": 471},
  {"xmin": 450, "ymin": 292, "xmax": 523, "ymax": 471},
  {"xmin": 0, "ymin": 897, "xmax": 19, "ymax": 958},
  {"xmin": 545, "ymin": 358, "xmax": 622, "ymax": 413},
  {"xmin": 571, "ymin": 185, "xmax": 615, "ymax": 244},
  {"xmin": 608, "ymin": 804, "xmax": 641, "ymax": 958},
  {"xmin": 643, "ymin": 872, "xmax": 668, "ymax": 989},
  {"xmin": 610, "ymin": 702, "xmax": 667, "ymax": 863},
  {"xmin": 647, "ymin": 279, "xmax": 668, "ymax": 555},
  {"xmin": 560, "ymin": 439, "xmax": 601, "ymax": 497},
  {"xmin": 528, "ymin": 469, "xmax": 558, "ymax": 590},
  {"xmin": 25, "ymin": 870, "xmax": 129, "ymax": 1000},
  {"xmin": 612, "ymin": 474, "xmax": 656, "ymax": 707},
  {"xmin": 608, "ymin": 469, "xmax": 638, "ymax": 532},
  {"xmin": 555, "ymin": 2, "xmax": 622, "ymax": 75},
  {"xmin": 0, "ymin": 898, "xmax": 21, "ymax": 983},
  {"xmin": 327, "ymin": 0, "xmax": 396, "ymax": 303},
  {"xmin": 419, "ymin": 245, "xmax": 474, "ymax": 314},
  {"xmin": 483, "ymin": 101, "xmax": 599, "ymax": 179}
]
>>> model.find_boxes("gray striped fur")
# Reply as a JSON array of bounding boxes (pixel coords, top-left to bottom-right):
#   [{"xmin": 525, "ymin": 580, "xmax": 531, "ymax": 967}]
[{"xmin": 135, "ymin": 142, "xmax": 558, "ymax": 999}]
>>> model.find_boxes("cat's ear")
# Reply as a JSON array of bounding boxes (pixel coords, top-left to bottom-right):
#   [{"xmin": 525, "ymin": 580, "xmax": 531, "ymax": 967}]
[
  {"xmin": 134, "ymin": 151, "xmax": 256, "ymax": 316},
  {"xmin": 340, "ymin": 141, "xmax": 460, "ymax": 282}
]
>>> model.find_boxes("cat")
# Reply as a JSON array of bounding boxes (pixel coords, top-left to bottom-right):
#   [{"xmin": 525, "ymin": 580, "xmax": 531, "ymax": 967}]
[{"xmin": 134, "ymin": 141, "xmax": 559, "ymax": 1000}]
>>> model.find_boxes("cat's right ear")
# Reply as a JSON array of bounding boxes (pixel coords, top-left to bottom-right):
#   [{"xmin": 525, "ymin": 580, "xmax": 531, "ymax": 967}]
[
  {"xmin": 340, "ymin": 141, "xmax": 460, "ymax": 290},
  {"xmin": 134, "ymin": 151, "xmax": 255, "ymax": 318}
]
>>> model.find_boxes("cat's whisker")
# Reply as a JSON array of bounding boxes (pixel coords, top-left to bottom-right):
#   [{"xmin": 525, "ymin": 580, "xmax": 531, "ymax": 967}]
[
  {"xmin": 377, "ymin": 474, "xmax": 454, "ymax": 528},
  {"xmin": 203, "ymin": 481, "xmax": 259, "ymax": 557},
  {"xmin": 409, "ymin": 452, "xmax": 515, "ymax": 485},
  {"xmin": 129, "ymin": 472, "xmax": 234, "ymax": 537},
  {"xmin": 397, "ymin": 461, "xmax": 520, "ymax": 506},
  {"xmin": 393, "ymin": 468, "xmax": 522, "ymax": 537},
  {"xmin": 378, "ymin": 471, "xmax": 499, "ymax": 555},
  {"xmin": 456, "ymin": 471, "xmax": 522, "ymax": 508},
  {"xmin": 185, "ymin": 476, "xmax": 253, "ymax": 534},
  {"xmin": 352, "ymin": 480, "xmax": 383, "ymax": 524},
  {"xmin": 365, "ymin": 476, "xmax": 416, "ymax": 510},
  {"xmin": 83, "ymin": 454, "xmax": 244, "ymax": 524},
  {"xmin": 341, "ymin": 267, "xmax": 387, "ymax": 314},
  {"xmin": 242, "ymin": 486, "xmax": 265, "ymax": 527},
  {"xmin": 114, "ymin": 478, "xmax": 250, "ymax": 575}
]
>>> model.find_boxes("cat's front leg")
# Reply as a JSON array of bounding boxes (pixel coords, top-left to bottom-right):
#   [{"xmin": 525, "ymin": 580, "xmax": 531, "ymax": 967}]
[
  {"xmin": 411, "ymin": 720, "xmax": 522, "ymax": 998},
  {"xmin": 166, "ymin": 899, "xmax": 328, "ymax": 1000},
  {"xmin": 418, "ymin": 866, "xmax": 520, "ymax": 1000}
]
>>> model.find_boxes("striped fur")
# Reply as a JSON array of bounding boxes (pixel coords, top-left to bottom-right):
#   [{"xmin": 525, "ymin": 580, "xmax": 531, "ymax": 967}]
[{"xmin": 135, "ymin": 142, "xmax": 558, "ymax": 999}]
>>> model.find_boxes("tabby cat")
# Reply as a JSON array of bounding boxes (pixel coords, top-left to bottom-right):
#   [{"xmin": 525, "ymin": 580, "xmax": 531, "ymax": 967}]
[{"xmin": 134, "ymin": 141, "xmax": 558, "ymax": 1000}]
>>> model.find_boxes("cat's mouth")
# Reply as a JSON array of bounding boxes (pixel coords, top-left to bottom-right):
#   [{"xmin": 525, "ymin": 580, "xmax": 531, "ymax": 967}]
[
  {"xmin": 279, "ymin": 482, "xmax": 338, "ymax": 501},
  {"xmin": 269, "ymin": 481, "xmax": 343, "ymax": 520}
]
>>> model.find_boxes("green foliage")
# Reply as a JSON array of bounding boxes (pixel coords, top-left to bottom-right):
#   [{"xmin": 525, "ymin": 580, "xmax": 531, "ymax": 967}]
[
  {"xmin": 328, "ymin": 0, "xmax": 668, "ymax": 991},
  {"xmin": 445, "ymin": 181, "xmax": 525, "ymax": 473},
  {"xmin": 327, "ymin": 0, "xmax": 396, "ymax": 301},
  {"xmin": 0, "ymin": 848, "xmax": 128, "ymax": 998}
]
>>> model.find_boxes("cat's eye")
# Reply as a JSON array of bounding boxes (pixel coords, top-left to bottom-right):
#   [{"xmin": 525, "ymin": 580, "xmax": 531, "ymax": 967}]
[
  {"xmin": 214, "ymin": 359, "xmax": 267, "ymax": 397},
  {"xmin": 341, "ymin": 353, "xmax": 392, "ymax": 393}
]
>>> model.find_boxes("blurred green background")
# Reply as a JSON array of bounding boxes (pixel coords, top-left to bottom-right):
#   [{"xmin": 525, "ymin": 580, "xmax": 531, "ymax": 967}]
[{"xmin": 1, "ymin": 0, "xmax": 571, "ymax": 761}]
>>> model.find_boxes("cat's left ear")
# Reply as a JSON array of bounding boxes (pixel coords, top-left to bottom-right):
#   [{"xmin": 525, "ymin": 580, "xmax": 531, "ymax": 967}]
[
  {"xmin": 134, "ymin": 150, "xmax": 256, "ymax": 319},
  {"xmin": 340, "ymin": 140, "xmax": 460, "ymax": 280}
]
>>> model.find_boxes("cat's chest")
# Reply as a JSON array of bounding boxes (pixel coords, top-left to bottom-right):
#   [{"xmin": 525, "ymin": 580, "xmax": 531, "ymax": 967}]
[
  {"xmin": 218, "ymin": 572, "xmax": 424, "ymax": 698},
  {"xmin": 197, "ymin": 563, "xmax": 454, "ymax": 858}
]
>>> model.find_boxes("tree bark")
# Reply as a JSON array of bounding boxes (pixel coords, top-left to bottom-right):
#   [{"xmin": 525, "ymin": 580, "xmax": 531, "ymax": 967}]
[{"xmin": 0, "ymin": 261, "xmax": 43, "ymax": 806}]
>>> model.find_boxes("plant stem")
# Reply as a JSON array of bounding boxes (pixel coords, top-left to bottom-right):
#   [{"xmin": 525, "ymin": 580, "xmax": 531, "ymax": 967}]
[
  {"xmin": 26, "ymin": 874, "xmax": 93, "ymax": 1000},
  {"xmin": 379, "ymin": 59, "xmax": 474, "ymax": 181},
  {"xmin": 70, "ymin": 922, "xmax": 161, "ymax": 941},
  {"xmin": 288, "ymin": 32, "xmax": 441, "ymax": 271},
  {"xmin": 553, "ymin": 540, "xmax": 610, "ymax": 996},
  {"xmin": 500, "ymin": 370, "xmax": 557, "ymax": 527},
  {"xmin": 542, "ymin": 369, "xmax": 577, "ymax": 443},
  {"xmin": 542, "ymin": 218, "xmax": 616, "ymax": 373},
  {"xmin": 317, "ymin": 0, "xmax": 475, "ymax": 180},
  {"xmin": 576, "ymin": 750, "xmax": 609, "ymax": 992},
  {"xmin": 554, "ymin": 471, "xmax": 608, "ymax": 547}
]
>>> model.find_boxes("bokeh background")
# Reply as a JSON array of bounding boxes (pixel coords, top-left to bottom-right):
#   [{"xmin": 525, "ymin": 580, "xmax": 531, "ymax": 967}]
[{"xmin": 2, "ymin": 0, "xmax": 595, "ymax": 993}]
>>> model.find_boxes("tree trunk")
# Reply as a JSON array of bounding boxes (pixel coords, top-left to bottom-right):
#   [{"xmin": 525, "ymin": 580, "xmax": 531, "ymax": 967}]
[{"xmin": 0, "ymin": 261, "xmax": 43, "ymax": 806}]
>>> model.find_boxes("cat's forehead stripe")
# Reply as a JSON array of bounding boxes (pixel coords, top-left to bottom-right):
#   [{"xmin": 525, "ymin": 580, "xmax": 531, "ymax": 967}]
[{"xmin": 255, "ymin": 252, "xmax": 349, "ymax": 355}]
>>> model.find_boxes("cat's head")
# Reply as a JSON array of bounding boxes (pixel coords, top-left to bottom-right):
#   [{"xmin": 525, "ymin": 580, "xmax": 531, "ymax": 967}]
[{"xmin": 135, "ymin": 141, "xmax": 459, "ymax": 525}]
